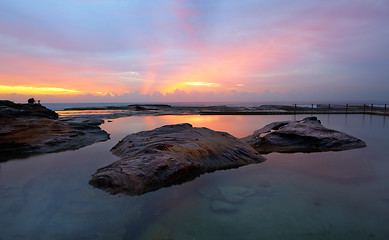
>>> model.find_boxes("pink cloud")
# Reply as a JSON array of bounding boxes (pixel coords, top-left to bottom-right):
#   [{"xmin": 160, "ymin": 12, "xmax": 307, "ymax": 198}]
[{"xmin": 1, "ymin": 0, "xmax": 388, "ymax": 102}]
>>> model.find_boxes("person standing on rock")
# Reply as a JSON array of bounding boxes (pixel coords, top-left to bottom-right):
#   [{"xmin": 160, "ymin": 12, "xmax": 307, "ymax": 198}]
[{"xmin": 28, "ymin": 98, "xmax": 36, "ymax": 104}]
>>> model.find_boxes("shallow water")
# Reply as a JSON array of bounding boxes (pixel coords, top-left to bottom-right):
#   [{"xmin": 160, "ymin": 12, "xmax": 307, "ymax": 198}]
[{"xmin": 0, "ymin": 114, "xmax": 388, "ymax": 239}]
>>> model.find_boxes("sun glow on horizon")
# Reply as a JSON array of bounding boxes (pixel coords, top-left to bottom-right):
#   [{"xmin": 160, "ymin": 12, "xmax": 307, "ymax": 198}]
[
  {"xmin": 184, "ymin": 82, "xmax": 219, "ymax": 87},
  {"xmin": 0, "ymin": 85, "xmax": 82, "ymax": 95},
  {"xmin": 158, "ymin": 80, "xmax": 224, "ymax": 94}
]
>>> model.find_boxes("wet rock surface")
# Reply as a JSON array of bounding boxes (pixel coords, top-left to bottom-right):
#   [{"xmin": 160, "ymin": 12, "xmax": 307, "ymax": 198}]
[
  {"xmin": 89, "ymin": 123, "xmax": 265, "ymax": 195},
  {"xmin": 242, "ymin": 116, "xmax": 366, "ymax": 154},
  {"xmin": 0, "ymin": 101, "xmax": 109, "ymax": 161}
]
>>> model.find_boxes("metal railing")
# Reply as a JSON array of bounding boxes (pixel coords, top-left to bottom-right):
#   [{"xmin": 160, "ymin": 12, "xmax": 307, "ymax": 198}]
[{"xmin": 290, "ymin": 104, "xmax": 388, "ymax": 115}]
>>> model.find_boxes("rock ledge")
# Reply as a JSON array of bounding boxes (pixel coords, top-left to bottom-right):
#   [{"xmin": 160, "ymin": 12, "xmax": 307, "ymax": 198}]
[{"xmin": 0, "ymin": 100, "xmax": 109, "ymax": 161}]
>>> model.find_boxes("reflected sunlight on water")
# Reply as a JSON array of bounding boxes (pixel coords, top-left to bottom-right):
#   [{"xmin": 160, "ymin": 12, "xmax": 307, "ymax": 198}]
[
  {"xmin": 57, "ymin": 110, "xmax": 130, "ymax": 116},
  {"xmin": 103, "ymin": 114, "xmax": 299, "ymax": 139}
]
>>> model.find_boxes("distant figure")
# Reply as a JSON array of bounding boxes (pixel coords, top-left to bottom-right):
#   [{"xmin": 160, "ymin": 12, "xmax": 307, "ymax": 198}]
[
  {"xmin": 38, "ymin": 100, "xmax": 41, "ymax": 105},
  {"xmin": 28, "ymin": 98, "xmax": 36, "ymax": 104}
]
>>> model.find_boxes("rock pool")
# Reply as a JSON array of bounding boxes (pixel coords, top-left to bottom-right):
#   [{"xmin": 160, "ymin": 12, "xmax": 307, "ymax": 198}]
[{"xmin": 0, "ymin": 114, "xmax": 388, "ymax": 239}]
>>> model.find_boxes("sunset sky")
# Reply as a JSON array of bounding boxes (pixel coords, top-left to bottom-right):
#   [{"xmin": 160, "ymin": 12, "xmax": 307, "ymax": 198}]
[{"xmin": 1, "ymin": 0, "xmax": 389, "ymax": 103}]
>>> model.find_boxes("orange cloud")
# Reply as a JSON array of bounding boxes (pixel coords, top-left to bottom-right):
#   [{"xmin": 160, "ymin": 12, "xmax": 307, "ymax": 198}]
[
  {"xmin": 0, "ymin": 52, "xmax": 137, "ymax": 95},
  {"xmin": 158, "ymin": 35, "xmax": 299, "ymax": 94},
  {"xmin": 185, "ymin": 82, "xmax": 218, "ymax": 87},
  {"xmin": 0, "ymin": 29, "xmax": 308, "ymax": 99}
]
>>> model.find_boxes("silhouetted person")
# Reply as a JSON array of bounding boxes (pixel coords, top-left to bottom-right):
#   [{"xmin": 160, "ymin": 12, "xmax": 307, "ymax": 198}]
[
  {"xmin": 38, "ymin": 100, "xmax": 41, "ymax": 105},
  {"xmin": 28, "ymin": 98, "xmax": 36, "ymax": 104}
]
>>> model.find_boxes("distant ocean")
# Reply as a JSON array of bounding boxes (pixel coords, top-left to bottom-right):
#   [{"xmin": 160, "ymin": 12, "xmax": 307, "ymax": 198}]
[
  {"xmin": 42, "ymin": 101, "xmax": 387, "ymax": 111},
  {"xmin": 42, "ymin": 102, "xmax": 292, "ymax": 111}
]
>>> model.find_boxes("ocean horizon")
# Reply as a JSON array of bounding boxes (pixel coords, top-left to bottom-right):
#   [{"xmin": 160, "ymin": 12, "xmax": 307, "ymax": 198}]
[{"xmin": 41, "ymin": 101, "xmax": 389, "ymax": 111}]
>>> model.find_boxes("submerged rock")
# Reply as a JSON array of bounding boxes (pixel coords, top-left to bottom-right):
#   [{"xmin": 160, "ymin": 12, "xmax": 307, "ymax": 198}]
[
  {"xmin": 219, "ymin": 186, "xmax": 250, "ymax": 197},
  {"xmin": 198, "ymin": 186, "xmax": 220, "ymax": 199},
  {"xmin": 89, "ymin": 123, "xmax": 265, "ymax": 195},
  {"xmin": 218, "ymin": 186, "xmax": 255, "ymax": 203},
  {"xmin": 210, "ymin": 200, "xmax": 238, "ymax": 212},
  {"xmin": 0, "ymin": 101, "xmax": 109, "ymax": 161},
  {"xmin": 223, "ymin": 194, "xmax": 246, "ymax": 203},
  {"xmin": 242, "ymin": 116, "xmax": 366, "ymax": 154}
]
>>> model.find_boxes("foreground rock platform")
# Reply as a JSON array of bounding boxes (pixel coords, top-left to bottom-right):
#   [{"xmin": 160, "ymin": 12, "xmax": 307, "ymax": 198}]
[
  {"xmin": 242, "ymin": 116, "xmax": 366, "ymax": 154},
  {"xmin": 0, "ymin": 101, "xmax": 109, "ymax": 161},
  {"xmin": 89, "ymin": 123, "xmax": 265, "ymax": 195}
]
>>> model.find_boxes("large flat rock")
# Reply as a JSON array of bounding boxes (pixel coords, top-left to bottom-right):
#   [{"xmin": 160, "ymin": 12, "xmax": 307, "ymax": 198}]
[
  {"xmin": 242, "ymin": 116, "xmax": 366, "ymax": 154},
  {"xmin": 89, "ymin": 123, "xmax": 265, "ymax": 195}
]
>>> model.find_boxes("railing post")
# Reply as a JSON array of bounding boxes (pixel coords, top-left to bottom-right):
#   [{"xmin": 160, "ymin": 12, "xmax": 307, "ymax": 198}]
[
  {"xmin": 328, "ymin": 104, "xmax": 331, "ymax": 112},
  {"xmin": 363, "ymin": 104, "xmax": 366, "ymax": 113},
  {"xmin": 311, "ymin": 104, "xmax": 313, "ymax": 110},
  {"xmin": 371, "ymin": 104, "xmax": 373, "ymax": 113},
  {"xmin": 346, "ymin": 104, "xmax": 348, "ymax": 113},
  {"xmin": 294, "ymin": 104, "xmax": 296, "ymax": 114},
  {"xmin": 385, "ymin": 104, "xmax": 387, "ymax": 114}
]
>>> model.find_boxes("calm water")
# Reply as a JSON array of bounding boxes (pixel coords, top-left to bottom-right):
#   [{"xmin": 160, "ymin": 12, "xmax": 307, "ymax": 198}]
[{"xmin": 0, "ymin": 114, "xmax": 388, "ymax": 239}]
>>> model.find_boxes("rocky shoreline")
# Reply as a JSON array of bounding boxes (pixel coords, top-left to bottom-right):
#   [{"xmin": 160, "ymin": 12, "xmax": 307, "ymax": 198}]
[
  {"xmin": 0, "ymin": 100, "xmax": 109, "ymax": 162},
  {"xmin": 1, "ymin": 100, "xmax": 367, "ymax": 196},
  {"xmin": 60, "ymin": 103, "xmax": 389, "ymax": 118}
]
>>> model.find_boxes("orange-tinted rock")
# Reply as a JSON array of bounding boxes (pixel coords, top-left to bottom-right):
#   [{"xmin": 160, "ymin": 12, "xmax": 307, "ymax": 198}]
[{"xmin": 89, "ymin": 123, "xmax": 265, "ymax": 195}]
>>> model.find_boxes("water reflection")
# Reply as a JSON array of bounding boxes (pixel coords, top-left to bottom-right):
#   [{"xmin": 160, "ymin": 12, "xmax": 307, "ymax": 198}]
[
  {"xmin": 362, "ymin": 114, "xmax": 366, "ymax": 128},
  {"xmin": 57, "ymin": 109, "xmax": 130, "ymax": 116},
  {"xmin": 103, "ymin": 114, "xmax": 300, "ymax": 139},
  {"xmin": 0, "ymin": 114, "xmax": 389, "ymax": 239},
  {"xmin": 345, "ymin": 113, "xmax": 348, "ymax": 127}
]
